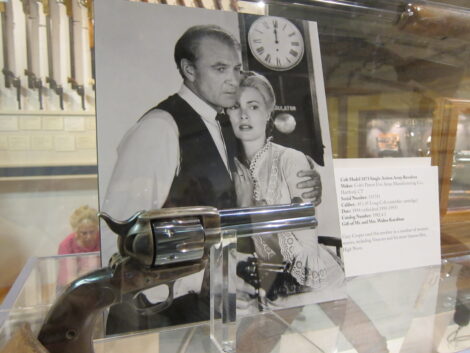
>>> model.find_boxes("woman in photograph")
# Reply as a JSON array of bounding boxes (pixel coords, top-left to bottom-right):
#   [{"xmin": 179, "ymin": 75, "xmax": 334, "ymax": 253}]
[{"xmin": 227, "ymin": 72, "xmax": 343, "ymax": 303}]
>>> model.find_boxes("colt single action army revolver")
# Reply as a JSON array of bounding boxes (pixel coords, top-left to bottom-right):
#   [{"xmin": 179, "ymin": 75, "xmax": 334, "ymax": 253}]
[{"xmin": 35, "ymin": 203, "xmax": 316, "ymax": 353}]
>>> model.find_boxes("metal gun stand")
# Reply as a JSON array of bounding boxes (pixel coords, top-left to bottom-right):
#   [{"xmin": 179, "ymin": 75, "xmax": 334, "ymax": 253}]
[{"xmin": 209, "ymin": 203, "xmax": 320, "ymax": 353}]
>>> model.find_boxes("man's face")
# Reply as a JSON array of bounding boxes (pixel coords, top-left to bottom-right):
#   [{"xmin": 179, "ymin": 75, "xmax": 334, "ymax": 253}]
[{"xmin": 190, "ymin": 37, "xmax": 242, "ymax": 109}]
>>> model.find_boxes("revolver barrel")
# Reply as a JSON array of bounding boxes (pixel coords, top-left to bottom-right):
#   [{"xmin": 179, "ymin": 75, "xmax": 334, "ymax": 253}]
[
  {"xmin": 100, "ymin": 203, "xmax": 317, "ymax": 267},
  {"xmin": 219, "ymin": 203, "xmax": 316, "ymax": 237}
]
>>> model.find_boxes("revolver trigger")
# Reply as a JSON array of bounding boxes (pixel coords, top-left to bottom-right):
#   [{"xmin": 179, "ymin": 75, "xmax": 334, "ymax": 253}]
[{"xmin": 133, "ymin": 283, "xmax": 175, "ymax": 316}]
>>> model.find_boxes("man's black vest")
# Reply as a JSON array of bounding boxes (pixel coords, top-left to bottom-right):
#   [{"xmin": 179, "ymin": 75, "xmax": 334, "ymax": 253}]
[
  {"xmin": 154, "ymin": 94, "xmax": 237, "ymax": 209},
  {"xmin": 106, "ymin": 95, "xmax": 252, "ymax": 334}
]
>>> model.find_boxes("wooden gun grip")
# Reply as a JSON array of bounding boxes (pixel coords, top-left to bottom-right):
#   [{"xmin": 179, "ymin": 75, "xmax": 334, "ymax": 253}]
[{"xmin": 37, "ymin": 268, "xmax": 117, "ymax": 353}]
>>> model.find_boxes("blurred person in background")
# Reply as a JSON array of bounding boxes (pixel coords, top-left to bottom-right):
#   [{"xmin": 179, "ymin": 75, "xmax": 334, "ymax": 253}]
[
  {"xmin": 58, "ymin": 205, "xmax": 100, "ymax": 254},
  {"xmin": 57, "ymin": 205, "xmax": 101, "ymax": 287}
]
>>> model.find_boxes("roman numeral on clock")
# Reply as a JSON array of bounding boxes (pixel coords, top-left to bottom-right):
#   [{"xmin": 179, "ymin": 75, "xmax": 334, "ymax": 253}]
[
  {"xmin": 289, "ymin": 49, "xmax": 299, "ymax": 57},
  {"xmin": 265, "ymin": 54, "xmax": 271, "ymax": 63},
  {"xmin": 256, "ymin": 47, "xmax": 264, "ymax": 55}
]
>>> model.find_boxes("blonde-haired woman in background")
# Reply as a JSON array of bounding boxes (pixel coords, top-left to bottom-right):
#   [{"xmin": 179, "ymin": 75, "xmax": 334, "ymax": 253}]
[
  {"xmin": 58, "ymin": 205, "xmax": 101, "ymax": 287},
  {"xmin": 58, "ymin": 205, "xmax": 100, "ymax": 254}
]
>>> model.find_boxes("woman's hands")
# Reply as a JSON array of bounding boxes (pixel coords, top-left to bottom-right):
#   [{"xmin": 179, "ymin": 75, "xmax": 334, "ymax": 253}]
[{"xmin": 233, "ymin": 158, "xmax": 254, "ymax": 207}]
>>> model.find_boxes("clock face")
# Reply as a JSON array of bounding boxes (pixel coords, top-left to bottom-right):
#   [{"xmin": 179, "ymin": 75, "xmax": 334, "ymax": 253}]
[{"xmin": 248, "ymin": 16, "xmax": 305, "ymax": 71}]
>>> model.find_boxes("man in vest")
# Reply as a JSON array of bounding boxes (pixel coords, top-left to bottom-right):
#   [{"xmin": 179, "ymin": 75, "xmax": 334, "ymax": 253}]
[{"xmin": 103, "ymin": 25, "xmax": 322, "ymax": 331}]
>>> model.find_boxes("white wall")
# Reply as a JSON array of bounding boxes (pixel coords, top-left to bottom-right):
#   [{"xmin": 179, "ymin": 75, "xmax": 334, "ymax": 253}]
[{"xmin": 0, "ymin": 177, "xmax": 98, "ymax": 289}]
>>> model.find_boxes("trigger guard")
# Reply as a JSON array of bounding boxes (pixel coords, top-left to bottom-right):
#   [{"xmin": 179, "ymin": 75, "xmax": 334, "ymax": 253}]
[{"xmin": 133, "ymin": 283, "xmax": 175, "ymax": 316}]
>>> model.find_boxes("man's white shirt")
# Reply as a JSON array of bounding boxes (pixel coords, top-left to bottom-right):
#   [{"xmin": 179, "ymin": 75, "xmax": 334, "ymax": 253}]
[{"xmin": 101, "ymin": 84, "xmax": 231, "ymax": 297}]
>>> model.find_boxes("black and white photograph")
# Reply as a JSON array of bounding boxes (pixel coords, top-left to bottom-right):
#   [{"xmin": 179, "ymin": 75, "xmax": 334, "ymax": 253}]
[{"xmin": 95, "ymin": 0, "xmax": 345, "ymax": 333}]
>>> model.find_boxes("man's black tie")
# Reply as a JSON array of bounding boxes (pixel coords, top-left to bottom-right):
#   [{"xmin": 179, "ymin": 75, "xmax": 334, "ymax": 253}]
[{"xmin": 216, "ymin": 112, "xmax": 237, "ymax": 172}]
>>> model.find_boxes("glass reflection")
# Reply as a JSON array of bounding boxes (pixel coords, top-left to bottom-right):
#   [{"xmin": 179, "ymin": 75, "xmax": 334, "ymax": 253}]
[{"xmin": 449, "ymin": 113, "xmax": 470, "ymax": 211}]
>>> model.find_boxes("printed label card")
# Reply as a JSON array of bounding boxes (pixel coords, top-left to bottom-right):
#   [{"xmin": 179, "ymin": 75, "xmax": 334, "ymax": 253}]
[{"xmin": 335, "ymin": 162, "xmax": 441, "ymax": 277}]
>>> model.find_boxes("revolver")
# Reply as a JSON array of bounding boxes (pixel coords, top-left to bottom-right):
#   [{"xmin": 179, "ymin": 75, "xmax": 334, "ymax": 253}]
[{"xmin": 36, "ymin": 204, "xmax": 316, "ymax": 353}]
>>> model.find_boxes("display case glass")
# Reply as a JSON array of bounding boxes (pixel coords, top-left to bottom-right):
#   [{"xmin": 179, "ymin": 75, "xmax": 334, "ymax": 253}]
[
  {"xmin": 431, "ymin": 98, "xmax": 470, "ymax": 222},
  {"xmin": 2, "ymin": 253, "xmax": 470, "ymax": 352},
  {"xmin": 2, "ymin": 0, "xmax": 470, "ymax": 351}
]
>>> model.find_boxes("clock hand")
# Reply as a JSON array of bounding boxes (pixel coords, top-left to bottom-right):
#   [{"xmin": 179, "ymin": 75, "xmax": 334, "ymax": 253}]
[{"xmin": 273, "ymin": 19, "xmax": 279, "ymax": 44}]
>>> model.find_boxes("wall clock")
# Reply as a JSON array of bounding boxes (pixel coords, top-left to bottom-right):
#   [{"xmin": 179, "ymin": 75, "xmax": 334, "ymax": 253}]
[
  {"xmin": 247, "ymin": 16, "xmax": 305, "ymax": 71},
  {"xmin": 240, "ymin": 14, "xmax": 324, "ymax": 166}
]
